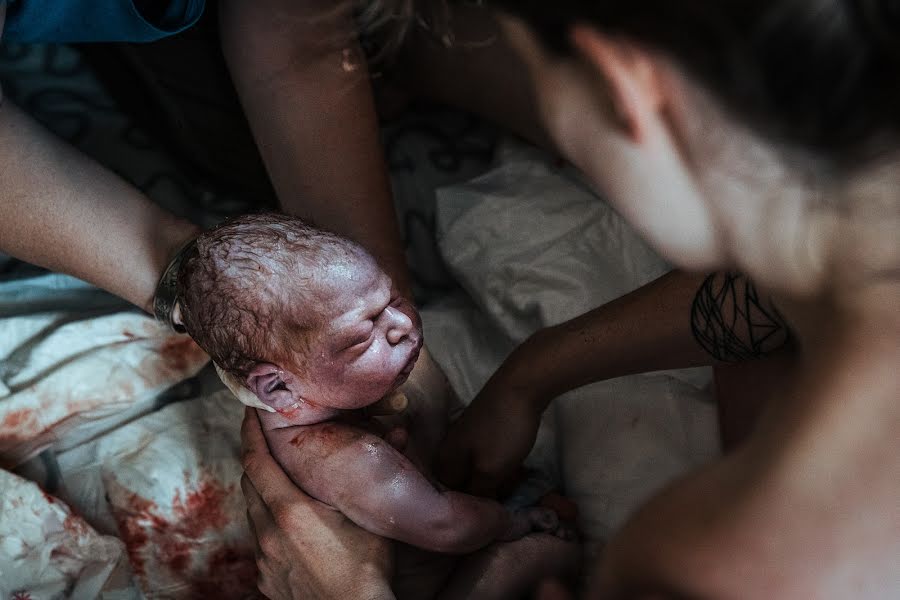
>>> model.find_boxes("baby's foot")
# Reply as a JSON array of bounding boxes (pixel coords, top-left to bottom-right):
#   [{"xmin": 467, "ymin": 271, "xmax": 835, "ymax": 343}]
[
  {"xmin": 502, "ymin": 507, "xmax": 559, "ymax": 541},
  {"xmin": 527, "ymin": 507, "xmax": 560, "ymax": 532},
  {"xmin": 552, "ymin": 521, "xmax": 578, "ymax": 542}
]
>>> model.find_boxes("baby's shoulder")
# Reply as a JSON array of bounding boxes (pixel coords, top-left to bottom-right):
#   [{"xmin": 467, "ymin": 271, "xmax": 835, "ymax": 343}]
[{"xmin": 267, "ymin": 417, "xmax": 388, "ymax": 455}]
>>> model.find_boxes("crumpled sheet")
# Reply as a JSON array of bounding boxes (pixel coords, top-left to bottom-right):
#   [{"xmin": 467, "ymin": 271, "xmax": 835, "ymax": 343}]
[
  {"xmin": 2, "ymin": 389, "xmax": 256, "ymax": 600},
  {"xmin": 56, "ymin": 391, "xmax": 258, "ymax": 599},
  {"xmin": 0, "ymin": 274, "xmax": 218, "ymax": 597},
  {"xmin": 424, "ymin": 141, "xmax": 721, "ymax": 562},
  {"xmin": 0, "ymin": 469, "xmax": 126, "ymax": 599},
  {"xmin": 0, "ymin": 281, "xmax": 210, "ymax": 468}
]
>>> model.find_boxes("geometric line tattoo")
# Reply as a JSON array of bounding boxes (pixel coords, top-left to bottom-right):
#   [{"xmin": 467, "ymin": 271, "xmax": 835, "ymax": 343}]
[{"xmin": 690, "ymin": 272, "xmax": 792, "ymax": 362}]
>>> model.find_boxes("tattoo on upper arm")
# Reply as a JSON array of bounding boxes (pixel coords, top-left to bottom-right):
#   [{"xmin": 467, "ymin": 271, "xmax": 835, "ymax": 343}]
[{"xmin": 690, "ymin": 272, "xmax": 791, "ymax": 362}]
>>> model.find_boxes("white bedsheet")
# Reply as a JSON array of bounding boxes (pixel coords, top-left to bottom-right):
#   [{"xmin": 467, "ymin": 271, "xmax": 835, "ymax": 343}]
[{"xmin": 424, "ymin": 141, "xmax": 721, "ymax": 562}]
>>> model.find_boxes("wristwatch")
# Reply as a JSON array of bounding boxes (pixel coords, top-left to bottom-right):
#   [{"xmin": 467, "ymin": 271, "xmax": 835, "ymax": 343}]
[{"xmin": 153, "ymin": 237, "xmax": 197, "ymax": 334}]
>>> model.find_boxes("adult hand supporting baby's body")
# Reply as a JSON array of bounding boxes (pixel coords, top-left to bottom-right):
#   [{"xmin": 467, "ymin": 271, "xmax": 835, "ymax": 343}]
[{"xmin": 240, "ymin": 409, "xmax": 396, "ymax": 600}]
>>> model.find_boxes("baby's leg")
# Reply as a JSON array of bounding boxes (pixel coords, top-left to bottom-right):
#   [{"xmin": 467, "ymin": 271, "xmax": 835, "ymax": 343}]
[{"xmin": 438, "ymin": 532, "xmax": 581, "ymax": 600}]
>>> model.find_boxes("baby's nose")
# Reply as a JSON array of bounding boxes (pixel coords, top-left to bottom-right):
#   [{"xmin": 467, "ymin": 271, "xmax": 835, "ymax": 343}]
[{"xmin": 384, "ymin": 305, "xmax": 414, "ymax": 345}]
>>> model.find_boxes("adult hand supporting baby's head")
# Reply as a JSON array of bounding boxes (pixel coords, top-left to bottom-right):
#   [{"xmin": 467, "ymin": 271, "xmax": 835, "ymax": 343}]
[{"xmin": 240, "ymin": 409, "xmax": 396, "ymax": 600}]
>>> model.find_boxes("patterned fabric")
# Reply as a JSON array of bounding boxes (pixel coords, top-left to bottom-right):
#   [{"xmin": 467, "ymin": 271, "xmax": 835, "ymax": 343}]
[{"xmin": 1, "ymin": 0, "xmax": 204, "ymax": 43}]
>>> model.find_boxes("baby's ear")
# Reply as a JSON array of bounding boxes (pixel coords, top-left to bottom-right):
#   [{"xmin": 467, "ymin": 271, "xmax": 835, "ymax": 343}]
[{"xmin": 246, "ymin": 363, "xmax": 295, "ymax": 411}]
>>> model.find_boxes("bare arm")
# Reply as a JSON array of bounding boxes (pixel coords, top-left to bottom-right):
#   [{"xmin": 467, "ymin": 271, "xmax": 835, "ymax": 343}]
[
  {"xmin": 0, "ymin": 88, "xmax": 199, "ymax": 312},
  {"xmin": 494, "ymin": 270, "xmax": 791, "ymax": 413},
  {"xmin": 266, "ymin": 421, "xmax": 524, "ymax": 554},
  {"xmin": 218, "ymin": 0, "xmax": 411, "ymax": 296},
  {"xmin": 438, "ymin": 269, "xmax": 792, "ymax": 494}
]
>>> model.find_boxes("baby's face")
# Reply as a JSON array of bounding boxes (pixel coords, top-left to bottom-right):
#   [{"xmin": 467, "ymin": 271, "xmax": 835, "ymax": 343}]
[{"xmin": 294, "ymin": 250, "xmax": 422, "ymax": 410}]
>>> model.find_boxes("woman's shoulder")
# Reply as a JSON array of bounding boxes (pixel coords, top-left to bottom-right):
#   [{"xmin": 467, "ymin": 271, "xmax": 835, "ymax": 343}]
[{"xmin": 1, "ymin": 0, "xmax": 205, "ymax": 43}]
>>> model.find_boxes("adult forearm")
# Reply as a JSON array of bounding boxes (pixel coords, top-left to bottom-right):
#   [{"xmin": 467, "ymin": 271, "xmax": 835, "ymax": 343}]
[
  {"xmin": 0, "ymin": 100, "xmax": 199, "ymax": 311},
  {"xmin": 219, "ymin": 0, "xmax": 412, "ymax": 296},
  {"xmin": 503, "ymin": 268, "xmax": 795, "ymax": 410},
  {"xmin": 503, "ymin": 270, "xmax": 715, "ymax": 409}
]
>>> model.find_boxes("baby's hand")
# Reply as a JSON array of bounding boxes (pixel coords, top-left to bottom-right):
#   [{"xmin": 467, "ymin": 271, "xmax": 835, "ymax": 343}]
[
  {"xmin": 436, "ymin": 375, "xmax": 544, "ymax": 498},
  {"xmin": 501, "ymin": 507, "xmax": 562, "ymax": 541},
  {"xmin": 504, "ymin": 507, "xmax": 558, "ymax": 541}
]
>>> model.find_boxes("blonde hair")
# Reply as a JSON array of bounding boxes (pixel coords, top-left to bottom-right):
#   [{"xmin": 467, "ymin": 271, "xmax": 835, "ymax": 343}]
[{"xmin": 354, "ymin": 0, "xmax": 454, "ymax": 61}]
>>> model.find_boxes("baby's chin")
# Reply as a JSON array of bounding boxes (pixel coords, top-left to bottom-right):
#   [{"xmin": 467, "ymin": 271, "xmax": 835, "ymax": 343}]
[
  {"xmin": 392, "ymin": 340, "xmax": 421, "ymax": 388},
  {"xmin": 350, "ymin": 351, "xmax": 421, "ymax": 410}
]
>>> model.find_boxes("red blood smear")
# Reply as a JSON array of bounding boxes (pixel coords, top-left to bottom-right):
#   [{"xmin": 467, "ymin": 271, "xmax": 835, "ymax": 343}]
[
  {"xmin": 113, "ymin": 492, "xmax": 163, "ymax": 578},
  {"xmin": 172, "ymin": 478, "xmax": 230, "ymax": 537},
  {"xmin": 1, "ymin": 409, "xmax": 31, "ymax": 429},
  {"xmin": 159, "ymin": 539, "xmax": 192, "ymax": 574},
  {"xmin": 278, "ymin": 404, "xmax": 302, "ymax": 420},
  {"xmin": 159, "ymin": 336, "xmax": 207, "ymax": 373},
  {"xmin": 63, "ymin": 515, "xmax": 90, "ymax": 538},
  {"xmin": 113, "ymin": 474, "xmax": 238, "ymax": 583}
]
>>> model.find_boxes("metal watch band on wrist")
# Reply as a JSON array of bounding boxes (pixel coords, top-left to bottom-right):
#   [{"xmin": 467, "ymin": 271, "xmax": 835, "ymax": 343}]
[{"xmin": 153, "ymin": 237, "xmax": 198, "ymax": 334}]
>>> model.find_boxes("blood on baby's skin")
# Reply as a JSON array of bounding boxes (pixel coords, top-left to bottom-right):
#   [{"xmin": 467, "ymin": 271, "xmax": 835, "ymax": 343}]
[{"xmin": 278, "ymin": 404, "xmax": 303, "ymax": 420}]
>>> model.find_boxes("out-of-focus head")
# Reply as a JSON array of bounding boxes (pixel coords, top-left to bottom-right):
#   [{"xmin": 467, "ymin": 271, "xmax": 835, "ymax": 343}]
[
  {"xmin": 178, "ymin": 213, "xmax": 423, "ymax": 415},
  {"xmin": 493, "ymin": 0, "xmax": 900, "ymax": 298}
]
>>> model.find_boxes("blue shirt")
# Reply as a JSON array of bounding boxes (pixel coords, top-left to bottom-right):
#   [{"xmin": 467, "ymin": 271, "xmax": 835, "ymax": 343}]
[{"xmin": 1, "ymin": 0, "xmax": 205, "ymax": 43}]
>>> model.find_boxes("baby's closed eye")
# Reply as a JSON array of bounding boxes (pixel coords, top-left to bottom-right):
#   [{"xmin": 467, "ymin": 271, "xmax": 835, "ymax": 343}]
[{"xmin": 342, "ymin": 323, "xmax": 375, "ymax": 352}]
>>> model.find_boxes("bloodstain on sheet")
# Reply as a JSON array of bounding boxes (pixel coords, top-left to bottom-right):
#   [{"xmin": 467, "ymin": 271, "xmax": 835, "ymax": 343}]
[
  {"xmin": 62, "ymin": 514, "xmax": 91, "ymax": 538},
  {"xmin": 0, "ymin": 409, "xmax": 39, "ymax": 444},
  {"xmin": 158, "ymin": 336, "xmax": 208, "ymax": 375},
  {"xmin": 2, "ymin": 410, "xmax": 32, "ymax": 429},
  {"xmin": 111, "ymin": 471, "xmax": 258, "ymax": 598}
]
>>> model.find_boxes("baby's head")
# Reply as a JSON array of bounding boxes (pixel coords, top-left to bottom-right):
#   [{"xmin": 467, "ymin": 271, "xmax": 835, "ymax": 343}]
[{"xmin": 177, "ymin": 213, "xmax": 422, "ymax": 415}]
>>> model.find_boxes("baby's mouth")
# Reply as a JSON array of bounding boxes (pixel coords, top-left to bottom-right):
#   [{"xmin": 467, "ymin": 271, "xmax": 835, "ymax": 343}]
[{"xmin": 395, "ymin": 342, "xmax": 421, "ymax": 385}]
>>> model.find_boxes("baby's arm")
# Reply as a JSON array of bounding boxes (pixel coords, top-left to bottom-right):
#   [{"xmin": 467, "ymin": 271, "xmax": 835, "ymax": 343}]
[{"xmin": 265, "ymin": 422, "xmax": 555, "ymax": 554}]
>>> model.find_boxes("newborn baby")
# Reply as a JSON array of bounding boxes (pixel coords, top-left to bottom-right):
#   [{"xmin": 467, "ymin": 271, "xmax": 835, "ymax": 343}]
[{"xmin": 176, "ymin": 214, "xmax": 576, "ymax": 598}]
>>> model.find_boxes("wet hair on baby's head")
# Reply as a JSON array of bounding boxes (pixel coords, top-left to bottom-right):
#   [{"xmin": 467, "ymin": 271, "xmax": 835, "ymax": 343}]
[{"xmin": 177, "ymin": 213, "xmax": 362, "ymax": 379}]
